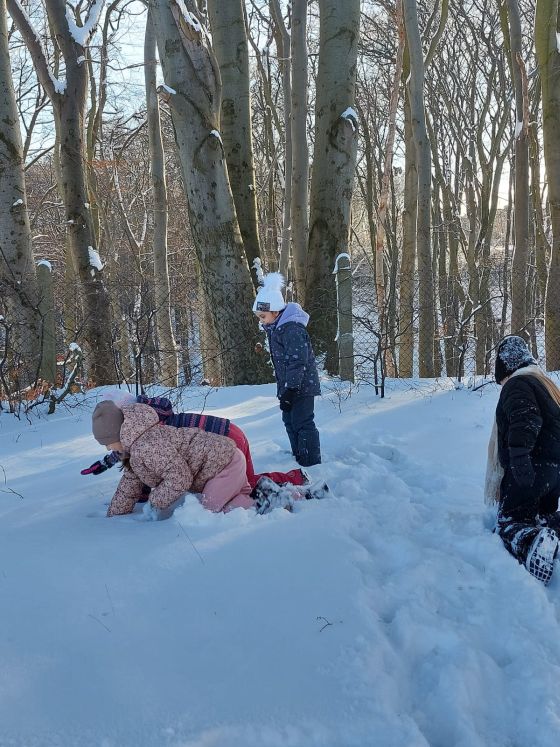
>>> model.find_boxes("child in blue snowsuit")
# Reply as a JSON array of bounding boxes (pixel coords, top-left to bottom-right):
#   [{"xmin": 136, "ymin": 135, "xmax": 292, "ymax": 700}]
[{"xmin": 253, "ymin": 272, "xmax": 321, "ymax": 467}]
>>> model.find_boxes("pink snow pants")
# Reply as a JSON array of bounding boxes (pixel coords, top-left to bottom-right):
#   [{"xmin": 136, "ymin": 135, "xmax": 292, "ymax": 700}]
[
  {"xmin": 228, "ymin": 423, "xmax": 306, "ymax": 489},
  {"xmin": 199, "ymin": 448, "xmax": 254, "ymax": 513}
]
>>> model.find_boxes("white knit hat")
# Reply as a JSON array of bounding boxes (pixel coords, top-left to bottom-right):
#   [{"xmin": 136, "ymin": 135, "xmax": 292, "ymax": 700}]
[{"xmin": 252, "ymin": 272, "xmax": 286, "ymax": 312}]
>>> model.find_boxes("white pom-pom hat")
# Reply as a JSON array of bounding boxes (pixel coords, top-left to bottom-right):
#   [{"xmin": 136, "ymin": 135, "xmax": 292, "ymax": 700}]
[{"xmin": 252, "ymin": 272, "xmax": 286, "ymax": 312}]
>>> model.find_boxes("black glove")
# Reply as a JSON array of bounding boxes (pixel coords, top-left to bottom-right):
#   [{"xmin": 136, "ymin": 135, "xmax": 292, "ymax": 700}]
[
  {"xmin": 509, "ymin": 449, "xmax": 535, "ymax": 488},
  {"xmin": 81, "ymin": 460, "xmax": 108, "ymax": 476},
  {"xmin": 279, "ymin": 388, "xmax": 298, "ymax": 412}
]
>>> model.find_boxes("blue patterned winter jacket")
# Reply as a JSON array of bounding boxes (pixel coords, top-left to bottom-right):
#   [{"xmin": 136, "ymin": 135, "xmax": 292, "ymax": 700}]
[{"xmin": 263, "ymin": 302, "xmax": 321, "ymax": 398}]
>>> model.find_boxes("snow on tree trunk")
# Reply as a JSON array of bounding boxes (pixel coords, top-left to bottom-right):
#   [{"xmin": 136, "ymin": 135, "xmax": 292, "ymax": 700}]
[
  {"xmin": 305, "ymin": 0, "xmax": 360, "ymax": 374},
  {"xmin": 36, "ymin": 260, "xmax": 56, "ymax": 384},
  {"xmin": 150, "ymin": 0, "xmax": 270, "ymax": 385},
  {"xmin": 8, "ymin": 0, "xmax": 115, "ymax": 385}
]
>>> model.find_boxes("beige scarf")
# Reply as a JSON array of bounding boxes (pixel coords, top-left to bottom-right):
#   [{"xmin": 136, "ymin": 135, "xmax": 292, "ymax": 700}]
[{"xmin": 484, "ymin": 364, "xmax": 545, "ymax": 506}]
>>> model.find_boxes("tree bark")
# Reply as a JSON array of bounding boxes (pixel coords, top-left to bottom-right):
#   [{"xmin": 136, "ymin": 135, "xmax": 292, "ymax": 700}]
[
  {"xmin": 305, "ymin": 0, "xmax": 360, "ymax": 372},
  {"xmin": 8, "ymin": 0, "xmax": 115, "ymax": 385},
  {"xmin": 150, "ymin": 0, "xmax": 270, "ymax": 385},
  {"xmin": 269, "ymin": 0, "xmax": 292, "ymax": 278},
  {"xmin": 399, "ymin": 90, "xmax": 417, "ymax": 378},
  {"xmin": 0, "ymin": 0, "xmax": 40, "ymax": 386},
  {"xmin": 290, "ymin": 0, "xmax": 309, "ymax": 299},
  {"xmin": 535, "ymin": 0, "xmax": 560, "ymax": 369},
  {"xmin": 503, "ymin": 0, "xmax": 530, "ymax": 336},
  {"xmin": 207, "ymin": 0, "xmax": 261, "ymax": 279},
  {"xmin": 403, "ymin": 0, "xmax": 435, "ymax": 377},
  {"xmin": 145, "ymin": 9, "xmax": 179, "ymax": 387}
]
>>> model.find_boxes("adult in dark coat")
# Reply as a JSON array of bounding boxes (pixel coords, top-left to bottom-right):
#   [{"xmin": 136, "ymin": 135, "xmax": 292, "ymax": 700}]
[{"xmin": 493, "ymin": 335, "xmax": 560, "ymax": 584}]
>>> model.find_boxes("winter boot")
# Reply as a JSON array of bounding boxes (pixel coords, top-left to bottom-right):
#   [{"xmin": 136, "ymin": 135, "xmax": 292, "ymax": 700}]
[
  {"xmin": 253, "ymin": 476, "xmax": 294, "ymax": 515},
  {"xmin": 538, "ymin": 512, "xmax": 560, "ymax": 533},
  {"xmin": 525, "ymin": 527, "xmax": 559, "ymax": 585},
  {"xmin": 304, "ymin": 480, "xmax": 329, "ymax": 500}
]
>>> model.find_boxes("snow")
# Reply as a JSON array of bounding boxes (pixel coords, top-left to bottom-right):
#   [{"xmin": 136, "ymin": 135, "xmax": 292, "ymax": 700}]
[
  {"xmin": 12, "ymin": 199, "xmax": 23, "ymax": 207},
  {"xmin": 341, "ymin": 107, "xmax": 358, "ymax": 132},
  {"xmin": 332, "ymin": 252, "xmax": 351, "ymax": 274},
  {"xmin": 3, "ymin": 380, "xmax": 560, "ymax": 745},
  {"xmin": 161, "ymin": 83, "xmax": 177, "ymax": 95},
  {"xmin": 252, "ymin": 256, "xmax": 265, "ymax": 285},
  {"xmin": 174, "ymin": 0, "xmax": 205, "ymax": 36},
  {"xmin": 88, "ymin": 246, "xmax": 104, "ymax": 273},
  {"xmin": 210, "ymin": 129, "xmax": 223, "ymax": 144},
  {"xmin": 12, "ymin": 0, "xmax": 66, "ymax": 94},
  {"xmin": 65, "ymin": 0, "xmax": 105, "ymax": 47},
  {"xmin": 36, "ymin": 259, "xmax": 52, "ymax": 271}
]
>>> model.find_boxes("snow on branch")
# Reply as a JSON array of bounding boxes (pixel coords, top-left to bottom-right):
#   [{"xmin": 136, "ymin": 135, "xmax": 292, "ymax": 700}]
[
  {"xmin": 332, "ymin": 252, "xmax": 351, "ymax": 274},
  {"xmin": 8, "ymin": 0, "xmax": 65, "ymax": 98},
  {"xmin": 340, "ymin": 107, "xmax": 358, "ymax": 132},
  {"xmin": 65, "ymin": 0, "xmax": 105, "ymax": 48},
  {"xmin": 88, "ymin": 246, "xmax": 104, "ymax": 275},
  {"xmin": 252, "ymin": 257, "xmax": 265, "ymax": 285},
  {"xmin": 173, "ymin": 0, "xmax": 211, "ymax": 43}
]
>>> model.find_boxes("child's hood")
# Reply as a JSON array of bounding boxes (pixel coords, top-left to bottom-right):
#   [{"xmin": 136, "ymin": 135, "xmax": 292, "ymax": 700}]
[
  {"xmin": 276, "ymin": 302, "xmax": 309, "ymax": 328},
  {"xmin": 119, "ymin": 403, "xmax": 160, "ymax": 449}
]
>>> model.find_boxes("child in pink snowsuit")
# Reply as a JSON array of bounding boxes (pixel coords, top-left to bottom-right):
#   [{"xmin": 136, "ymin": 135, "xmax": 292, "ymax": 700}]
[
  {"xmin": 92, "ymin": 400, "xmax": 253, "ymax": 518},
  {"xmin": 83, "ymin": 393, "xmax": 305, "ymax": 491}
]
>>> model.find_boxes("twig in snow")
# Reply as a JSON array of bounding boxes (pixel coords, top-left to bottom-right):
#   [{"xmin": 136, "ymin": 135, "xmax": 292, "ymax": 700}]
[
  {"xmin": 174, "ymin": 520, "xmax": 205, "ymax": 564},
  {"xmin": 88, "ymin": 614, "xmax": 111, "ymax": 633},
  {"xmin": 105, "ymin": 584, "xmax": 116, "ymax": 617},
  {"xmin": 316, "ymin": 616, "xmax": 333, "ymax": 632}
]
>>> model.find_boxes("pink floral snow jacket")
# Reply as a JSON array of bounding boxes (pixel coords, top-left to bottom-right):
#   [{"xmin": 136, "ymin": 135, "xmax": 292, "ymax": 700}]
[{"xmin": 107, "ymin": 403, "xmax": 236, "ymax": 516}]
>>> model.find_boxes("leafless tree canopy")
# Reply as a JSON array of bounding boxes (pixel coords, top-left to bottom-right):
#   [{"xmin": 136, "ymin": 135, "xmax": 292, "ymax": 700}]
[{"xmin": 1, "ymin": 0, "xmax": 559, "ymax": 409}]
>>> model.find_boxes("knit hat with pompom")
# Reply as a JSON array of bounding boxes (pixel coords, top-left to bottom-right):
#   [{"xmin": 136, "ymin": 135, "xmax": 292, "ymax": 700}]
[
  {"xmin": 494, "ymin": 335, "xmax": 536, "ymax": 384},
  {"xmin": 252, "ymin": 272, "xmax": 286, "ymax": 312}
]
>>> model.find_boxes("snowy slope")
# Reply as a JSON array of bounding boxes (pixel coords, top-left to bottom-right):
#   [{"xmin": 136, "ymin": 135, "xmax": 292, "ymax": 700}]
[{"xmin": 2, "ymin": 381, "xmax": 560, "ymax": 747}]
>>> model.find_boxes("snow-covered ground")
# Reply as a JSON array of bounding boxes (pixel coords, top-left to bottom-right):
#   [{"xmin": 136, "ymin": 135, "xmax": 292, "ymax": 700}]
[{"xmin": 2, "ymin": 379, "xmax": 560, "ymax": 747}]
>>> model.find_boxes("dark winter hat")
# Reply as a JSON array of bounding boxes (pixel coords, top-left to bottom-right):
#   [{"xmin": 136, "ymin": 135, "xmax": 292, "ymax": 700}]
[
  {"xmin": 92, "ymin": 400, "xmax": 124, "ymax": 446},
  {"xmin": 494, "ymin": 335, "xmax": 536, "ymax": 384}
]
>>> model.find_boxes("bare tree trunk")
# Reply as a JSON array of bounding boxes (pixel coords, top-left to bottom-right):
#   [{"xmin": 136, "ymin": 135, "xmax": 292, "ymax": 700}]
[
  {"xmin": 8, "ymin": 0, "xmax": 115, "ymax": 385},
  {"xmin": 305, "ymin": 0, "xmax": 360, "ymax": 372},
  {"xmin": 0, "ymin": 0, "xmax": 40, "ymax": 386},
  {"xmin": 269, "ymin": 0, "xmax": 292, "ymax": 278},
  {"xmin": 144, "ymin": 9, "xmax": 179, "ymax": 387},
  {"xmin": 375, "ymin": 0, "xmax": 403, "ymax": 378},
  {"xmin": 403, "ymin": 0, "xmax": 435, "ymax": 377},
  {"xmin": 207, "ymin": 0, "xmax": 261, "ymax": 277},
  {"xmin": 290, "ymin": 0, "xmax": 309, "ymax": 299},
  {"xmin": 35, "ymin": 261, "xmax": 56, "ymax": 384},
  {"xmin": 150, "ymin": 0, "xmax": 270, "ymax": 385},
  {"xmin": 503, "ymin": 0, "xmax": 530, "ymax": 336},
  {"xmin": 399, "ymin": 91, "xmax": 417, "ymax": 378},
  {"xmin": 535, "ymin": 0, "xmax": 560, "ymax": 369}
]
